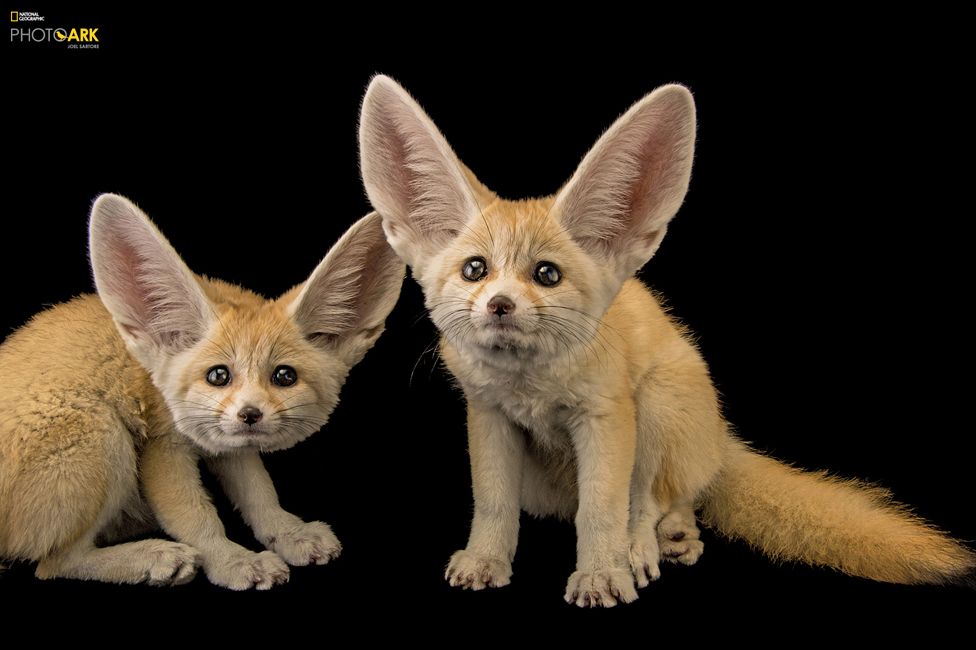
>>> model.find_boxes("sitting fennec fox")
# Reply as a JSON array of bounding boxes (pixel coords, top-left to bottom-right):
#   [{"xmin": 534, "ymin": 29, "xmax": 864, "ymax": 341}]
[
  {"xmin": 0, "ymin": 194, "xmax": 403, "ymax": 589},
  {"xmin": 358, "ymin": 76, "xmax": 975, "ymax": 607}
]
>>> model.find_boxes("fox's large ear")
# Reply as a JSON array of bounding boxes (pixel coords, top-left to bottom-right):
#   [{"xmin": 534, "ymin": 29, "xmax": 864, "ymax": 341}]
[
  {"xmin": 359, "ymin": 75, "xmax": 489, "ymax": 272},
  {"xmin": 554, "ymin": 85, "xmax": 696, "ymax": 279},
  {"xmin": 285, "ymin": 212, "xmax": 404, "ymax": 367},
  {"xmin": 90, "ymin": 194, "xmax": 213, "ymax": 367}
]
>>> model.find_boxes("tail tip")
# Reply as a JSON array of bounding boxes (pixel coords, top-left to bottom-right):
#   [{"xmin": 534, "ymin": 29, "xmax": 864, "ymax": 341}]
[{"xmin": 950, "ymin": 566, "xmax": 976, "ymax": 590}]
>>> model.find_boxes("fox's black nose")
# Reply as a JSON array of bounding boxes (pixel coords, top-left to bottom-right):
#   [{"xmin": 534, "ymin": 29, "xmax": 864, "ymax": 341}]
[
  {"xmin": 238, "ymin": 406, "xmax": 263, "ymax": 425},
  {"xmin": 487, "ymin": 294, "xmax": 516, "ymax": 317}
]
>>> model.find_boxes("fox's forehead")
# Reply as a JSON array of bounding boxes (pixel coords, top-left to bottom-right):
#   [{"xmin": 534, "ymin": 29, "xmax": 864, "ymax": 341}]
[
  {"xmin": 461, "ymin": 198, "xmax": 563, "ymax": 264},
  {"xmin": 198, "ymin": 303, "xmax": 305, "ymax": 367}
]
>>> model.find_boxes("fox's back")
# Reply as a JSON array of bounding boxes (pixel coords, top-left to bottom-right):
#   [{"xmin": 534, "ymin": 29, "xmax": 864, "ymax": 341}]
[
  {"xmin": 0, "ymin": 294, "xmax": 135, "ymax": 401},
  {"xmin": 0, "ymin": 295, "xmax": 150, "ymax": 463}
]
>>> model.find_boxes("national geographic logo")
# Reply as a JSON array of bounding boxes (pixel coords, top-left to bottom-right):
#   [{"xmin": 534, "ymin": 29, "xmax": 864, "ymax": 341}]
[
  {"xmin": 10, "ymin": 10, "xmax": 100, "ymax": 49},
  {"xmin": 10, "ymin": 10, "xmax": 43, "ymax": 22}
]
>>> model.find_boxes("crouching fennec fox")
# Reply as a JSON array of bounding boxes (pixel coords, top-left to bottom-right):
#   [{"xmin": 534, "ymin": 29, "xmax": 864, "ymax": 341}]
[
  {"xmin": 359, "ymin": 76, "xmax": 975, "ymax": 607},
  {"xmin": 0, "ymin": 195, "xmax": 403, "ymax": 589}
]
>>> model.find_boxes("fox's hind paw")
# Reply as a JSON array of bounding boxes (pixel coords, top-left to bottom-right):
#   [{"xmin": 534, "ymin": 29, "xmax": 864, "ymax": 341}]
[{"xmin": 657, "ymin": 511, "xmax": 704, "ymax": 566}]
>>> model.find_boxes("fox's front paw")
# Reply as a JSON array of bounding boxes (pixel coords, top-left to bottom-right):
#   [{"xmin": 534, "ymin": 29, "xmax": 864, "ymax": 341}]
[
  {"xmin": 445, "ymin": 550, "xmax": 511, "ymax": 590},
  {"xmin": 268, "ymin": 521, "xmax": 342, "ymax": 566},
  {"xmin": 564, "ymin": 568, "xmax": 637, "ymax": 608},
  {"xmin": 629, "ymin": 539, "xmax": 662, "ymax": 588},
  {"xmin": 206, "ymin": 549, "xmax": 289, "ymax": 591}
]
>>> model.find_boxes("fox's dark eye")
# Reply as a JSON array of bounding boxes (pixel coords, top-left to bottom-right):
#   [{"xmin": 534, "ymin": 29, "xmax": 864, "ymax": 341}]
[
  {"xmin": 534, "ymin": 262, "xmax": 561, "ymax": 287},
  {"xmin": 272, "ymin": 365, "xmax": 297, "ymax": 387},
  {"xmin": 206, "ymin": 366, "xmax": 231, "ymax": 387},
  {"xmin": 462, "ymin": 257, "xmax": 488, "ymax": 282}
]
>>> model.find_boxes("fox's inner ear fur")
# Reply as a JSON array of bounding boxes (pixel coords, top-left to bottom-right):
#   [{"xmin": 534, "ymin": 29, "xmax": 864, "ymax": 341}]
[
  {"xmin": 285, "ymin": 212, "xmax": 404, "ymax": 367},
  {"xmin": 359, "ymin": 75, "xmax": 489, "ymax": 272},
  {"xmin": 554, "ymin": 85, "xmax": 697, "ymax": 279},
  {"xmin": 89, "ymin": 193, "xmax": 213, "ymax": 364}
]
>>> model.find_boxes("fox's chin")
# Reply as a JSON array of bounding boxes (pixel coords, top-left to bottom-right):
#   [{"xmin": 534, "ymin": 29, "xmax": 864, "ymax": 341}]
[
  {"xmin": 466, "ymin": 325, "xmax": 539, "ymax": 359},
  {"xmin": 463, "ymin": 323, "xmax": 599, "ymax": 365},
  {"xmin": 178, "ymin": 425, "xmax": 310, "ymax": 455}
]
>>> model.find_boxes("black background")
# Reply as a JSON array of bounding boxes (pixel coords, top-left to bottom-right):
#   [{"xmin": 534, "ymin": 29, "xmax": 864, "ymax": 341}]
[{"xmin": 3, "ymin": 6, "xmax": 973, "ymax": 631}]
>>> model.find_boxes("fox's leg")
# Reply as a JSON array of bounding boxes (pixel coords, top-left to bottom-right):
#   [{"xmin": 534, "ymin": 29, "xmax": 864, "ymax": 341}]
[
  {"xmin": 446, "ymin": 402, "xmax": 524, "ymax": 590},
  {"xmin": 142, "ymin": 435, "xmax": 289, "ymax": 591},
  {"xmin": 208, "ymin": 451, "xmax": 341, "ymax": 566},
  {"xmin": 13, "ymin": 410, "xmax": 199, "ymax": 586},
  {"xmin": 657, "ymin": 500, "xmax": 704, "ymax": 566},
  {"xmin": 36, "ymin": 536, "xmax": 199, "ymax": 586},
  {"xmin": 628, "ymin": 485, "xmax": 664, "ymax": 587},
  {"xmin": 629, "ymin": 363, "xmax": 725, "ymax": 581},
  {"xmin": 628, "ymin": 388, "xmax": 666, "ymax": 587},
  {"xmin": 564, "ymin": 397, "xmax": 639, "ymax": 608}
]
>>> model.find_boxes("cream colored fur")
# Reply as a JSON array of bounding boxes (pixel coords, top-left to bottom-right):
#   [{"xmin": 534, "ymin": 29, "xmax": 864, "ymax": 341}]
[
  {"xmin": 0, "ymin": 195, "xmax": 404, "ymax": 588},
  {"xmin": 359, "ymin": 76, "xmax": 975, "ymax": 607}
]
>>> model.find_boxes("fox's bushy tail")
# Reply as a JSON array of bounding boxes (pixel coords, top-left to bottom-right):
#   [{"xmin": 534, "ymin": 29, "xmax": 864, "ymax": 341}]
[{"xmin": 701, "ymin": 444, "xmax": 975, "ymax": 585}]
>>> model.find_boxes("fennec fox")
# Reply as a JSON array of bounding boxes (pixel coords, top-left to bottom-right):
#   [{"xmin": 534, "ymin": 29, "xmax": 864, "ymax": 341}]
[
  {"xmin": 359, "ymin": 76, "xmax": 975, "ymax": 607},
  {"xmin": 0, "ymin": 195, "xmax": 403, "ymax": 589}
]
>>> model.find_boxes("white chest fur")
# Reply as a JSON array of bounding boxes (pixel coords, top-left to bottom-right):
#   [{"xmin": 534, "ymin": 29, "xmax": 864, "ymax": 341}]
[{"xmin": 447, "ymin": 344, "xmax": 604, "ymax": 455}]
